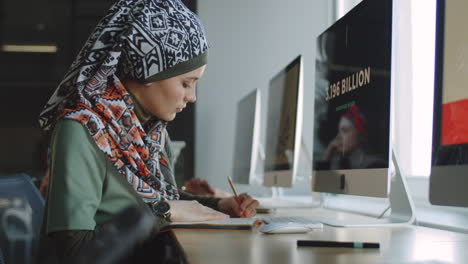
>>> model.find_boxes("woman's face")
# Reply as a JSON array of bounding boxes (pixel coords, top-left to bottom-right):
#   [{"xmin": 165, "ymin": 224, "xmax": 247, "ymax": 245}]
[
  {"xmin": 337, "ymin": 117, "xmax": 360, "ymax": 154},
  {"xmin": 127, "ymin": 65, "xmax": 206, "ymax": 121}
]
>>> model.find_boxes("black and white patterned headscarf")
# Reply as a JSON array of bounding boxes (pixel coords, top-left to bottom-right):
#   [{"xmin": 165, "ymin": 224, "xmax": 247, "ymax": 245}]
[
  {"xmin": 39, "ymin": 0, "xmax": 208, "ymax": 202},
  {"xmin": 39, "ymin": 0, "xmax": 208, "ymax": 131}
]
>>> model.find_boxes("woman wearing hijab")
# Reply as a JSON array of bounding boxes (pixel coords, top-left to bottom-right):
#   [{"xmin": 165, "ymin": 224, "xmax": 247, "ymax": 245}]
[{"xmin": 38, "ymin": 0, "xmax": 258, "ymax": 260}]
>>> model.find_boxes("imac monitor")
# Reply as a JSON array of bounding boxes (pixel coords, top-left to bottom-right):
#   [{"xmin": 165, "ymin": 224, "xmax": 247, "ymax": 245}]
[
  {"xmin": 231, "ymin": 89, "xmax": 261, "ymax": 184},
  {"xmin": 430, "ymin": 0, "xmax": 468, "ymax": 207},
  {"xmin": 263, "ymin": 56, "xmax": 303, "ymax": 187},
  {"xmin": 312, "ymin": 0, "xmax": 392, "ymax": 198}
]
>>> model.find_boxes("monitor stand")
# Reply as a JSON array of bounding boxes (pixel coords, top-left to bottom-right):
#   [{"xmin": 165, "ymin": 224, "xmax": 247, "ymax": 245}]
[
  {"xmin": 256, "ymin": 141, "xmax": 319, "ymax": 208},
  {"xmin": 318, "ymin": 149, "xmax": 415, "ymax": 227}
]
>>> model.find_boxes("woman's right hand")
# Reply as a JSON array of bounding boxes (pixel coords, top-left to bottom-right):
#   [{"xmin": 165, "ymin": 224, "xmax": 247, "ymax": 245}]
[{"xmin": 167, "ymin": 200, "xmax": 229, "ymax": 222}]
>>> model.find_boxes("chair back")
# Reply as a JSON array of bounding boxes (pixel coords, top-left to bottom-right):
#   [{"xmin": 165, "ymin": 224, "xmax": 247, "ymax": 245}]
[{"xmin": 0, "ymin": 173, "xmax": 44, "ymax": 264}]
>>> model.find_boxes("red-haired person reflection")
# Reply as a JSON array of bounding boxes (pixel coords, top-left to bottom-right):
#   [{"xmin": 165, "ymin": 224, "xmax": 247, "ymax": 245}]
[{"xmin": 322, "ymin": 105, "xmax": 385, "ymax": 169}]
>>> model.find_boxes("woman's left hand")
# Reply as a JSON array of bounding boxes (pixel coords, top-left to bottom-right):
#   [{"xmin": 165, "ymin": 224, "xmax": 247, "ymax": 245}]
[{"xmin": 217, "ymin": 193, "xmax": 259, "ymax": 218}]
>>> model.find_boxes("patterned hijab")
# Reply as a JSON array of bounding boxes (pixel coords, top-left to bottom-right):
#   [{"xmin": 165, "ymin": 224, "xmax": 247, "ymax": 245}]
[{"xmin": 39, "ymin": 0, "xmax": 208, "ymax": 202}]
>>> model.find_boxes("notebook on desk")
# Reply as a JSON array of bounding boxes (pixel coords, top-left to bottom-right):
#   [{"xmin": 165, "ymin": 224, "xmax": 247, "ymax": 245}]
[{"xmin": 165, "ymin": 218, "xmax": 261, "ymax": 231}]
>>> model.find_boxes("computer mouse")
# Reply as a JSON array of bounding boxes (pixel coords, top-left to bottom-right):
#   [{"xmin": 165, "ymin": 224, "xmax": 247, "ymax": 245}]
[{"xmin": 259, "ymin": 222, "xmax": 314, "ymax": 234}]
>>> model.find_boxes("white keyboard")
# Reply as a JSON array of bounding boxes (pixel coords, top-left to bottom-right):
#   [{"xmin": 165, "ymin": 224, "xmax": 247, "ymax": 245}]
[
  {"xmin": 260, "ymin": 216, "xmax": 323, "ymax": 229},
  {"xmin": 257, "ymin": 198, "xmax": 315, "ymax": 208}
]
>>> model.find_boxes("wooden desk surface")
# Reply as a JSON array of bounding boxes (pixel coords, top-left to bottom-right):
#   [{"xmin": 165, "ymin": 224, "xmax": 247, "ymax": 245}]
[{"xmin": 173, "ymin": 208, "xmax": 468, "ymax": 264}]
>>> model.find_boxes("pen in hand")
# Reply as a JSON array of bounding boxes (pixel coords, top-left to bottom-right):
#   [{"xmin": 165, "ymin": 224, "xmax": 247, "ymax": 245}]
[{"xmin": 227, "ymin": 176, "xmax": 246, "ymax": 217}]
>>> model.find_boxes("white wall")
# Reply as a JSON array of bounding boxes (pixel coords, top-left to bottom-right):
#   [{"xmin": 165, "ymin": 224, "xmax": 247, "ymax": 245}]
[
  {"xmin": 332, "ymin": 0, "xmax": 362, "ymax": 21},
  {"xmin": 196, "ymin": 0, "xmax": 330, "ymax": 196},
  {"xmin": 392, "ymin": 0, "xmax": 414, "ymax": 177}
]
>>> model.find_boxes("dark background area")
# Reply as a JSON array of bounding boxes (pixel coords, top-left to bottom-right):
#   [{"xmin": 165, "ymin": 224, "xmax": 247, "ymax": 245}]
[{"xmin": 0, "ymin": 0, "xmax": 197, "ymax": 185}]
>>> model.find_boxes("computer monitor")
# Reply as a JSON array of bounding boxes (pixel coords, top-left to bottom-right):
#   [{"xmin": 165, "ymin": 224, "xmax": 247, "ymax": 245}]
[
  {"xmin": 429, "ymin": 0, "xmax": 468, "ymax": 207},
  {"xmin": 312, "ymin": 0, "xmax": 392, "ymax": 198},
  {"xmin": 263, "ymin": 55, "xmax": 303, "ymax": 187},
  {"xmin": 231, "ymin": 89, "xmax": 261, "ymax": 184}
]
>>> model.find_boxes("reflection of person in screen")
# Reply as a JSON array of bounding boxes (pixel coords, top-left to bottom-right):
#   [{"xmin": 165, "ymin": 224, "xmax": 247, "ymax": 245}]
[{"xmin": 321, "ymin": 105, "xmax": 385, "ymax": 169}]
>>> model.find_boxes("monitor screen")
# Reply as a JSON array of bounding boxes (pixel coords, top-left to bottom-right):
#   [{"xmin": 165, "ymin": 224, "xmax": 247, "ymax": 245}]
[
  {"xmin": 312, "ymin": 0, "xmax": 392, "ymax": 197},
  {"xmin": 263, "ymin": 56, "xmax": 303, "ymax": 187},
  {"xmin": 430, "ymin": 0, "xmax": 468, "ymax": 207},
  {"xmin": 231, "ymin": 89, "xmax": 261, "ymax": 184}
]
